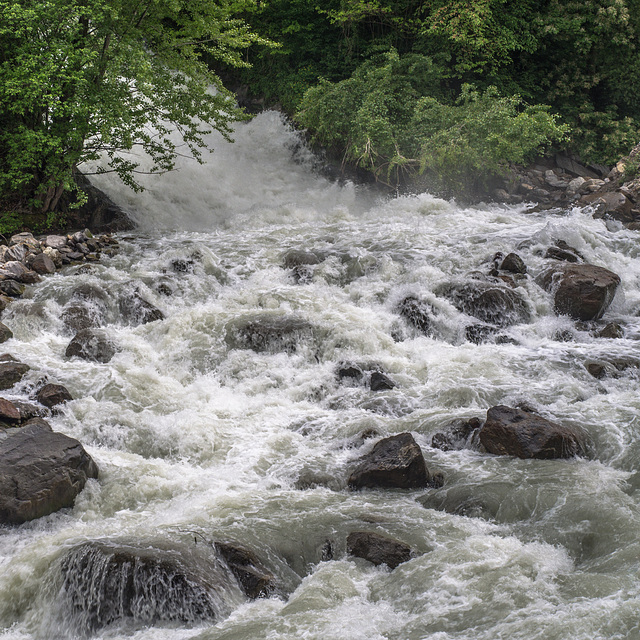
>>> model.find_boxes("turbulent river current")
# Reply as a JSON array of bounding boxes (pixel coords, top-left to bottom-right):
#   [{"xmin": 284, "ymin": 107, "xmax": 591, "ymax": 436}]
[{"xmin": 3, "ymin": 111, "xmax": 640, "ymax": 640}]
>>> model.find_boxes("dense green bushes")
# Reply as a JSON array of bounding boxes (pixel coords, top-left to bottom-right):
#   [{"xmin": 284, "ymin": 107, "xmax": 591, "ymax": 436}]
[{"xmin": 297, "ymin": 51, "xmax": 568, "ymax": 193}]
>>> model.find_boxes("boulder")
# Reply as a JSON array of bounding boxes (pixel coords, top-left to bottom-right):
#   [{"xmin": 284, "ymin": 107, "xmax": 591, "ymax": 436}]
[
  {"xmin": 396, "ymin": 296, "xmax": 432, "ymax": 335},
  {"xmin": 0, "ymin": 360, "xmax": 29, "ymax": 389},
  {"xmin": 45, "ymin": 235, "xmax": 68, "ymax": 250},
  {"xmin": 36, "ymin": 383, "xmax": 73, "ymax": 409},
  {"xmin": 0, "ymin": 322, "xmax": 12, "ymax": 343},
  {"xmin": 500, "ymin": 253, "xmax": 527, "ymax": 274},
  {"xmin": 348, "ymin": 432, "xmax": 431, "ymax": 490},
  {"xmin": 29, "ymin": 252, "xmax": 57, "ymax": 274},
  {"xmin": 226, "ymin": 315, "xmax": 313, "ymax": 353},
  {"xmin": 118, "ymin": 290, "xmax": 164, "ymax": 325},
  {"xmin": 215, "ymin": 542, "xmax": 276, "ymax": 599},
  {"xmin": 0, "ymin": 418, "xmax": 98, "ymax": 524},
  {"xmin": 596, "ymin": 322, "xmax": 624, "ymax": 339},
  {"xmin": 337, "ymin": 362, "xmax": 364, "ymax": 383},
  {"xmin": 437, "ymin": 281, "xmax": 530, "ymax": 327},
  {"xmin": 9, "ymin": 232, "xmax": 40, "ymax": 250},
  {"xmin": 479, "ymin": 405, "xmax": 585, "ymax": 459},
  {"xmin": 0, "ymin": 397, "xmax": 21, "ymax": 424},
  {"xmin": 538, "ymin": 264, "xmax": 620, "ymax": 321},
  {"xmin": 65, "ymin": 329, "xmax": 116, "ymax": 363},
  {"xmin": 347, "ymin": 531, "xmax": 412, "ymax": 569},
  {"xmin": 58, "ymin": 541, "xmax": 219, "ymax": 633},
  {"xmin": 282, "ymin": 249, "xmax": 322, "ymax": 269},
  {"xmin": 12, "ymin": 400, "xmax": 50, "ymax": 421}
]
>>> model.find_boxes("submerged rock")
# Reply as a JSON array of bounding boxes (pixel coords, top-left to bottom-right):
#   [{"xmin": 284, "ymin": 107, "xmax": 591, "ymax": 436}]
[
  {"xmin": 346, "ymin": 531, "xmax": 412, "ymax": 569},
  {"xmin": 348, "ymin": 432, "xmax": 432, "ymax": 489},
  {"xmin": 0, "ymin": 418, "xmax": 98, "ymax": 524},
  {"xmin": 58, "ymin": 541, "xmax": 220, "ymax": 633},
  {"xmin": 65, "ymin": 328, "xmax": 116, "ymax": 363},
  {"xmin": 538, "ymin": 263, "xmax": 620, "ymax": 321},
  {"xmin": 226, "ymin": 315, "xmax": 313, "ymax": 353},
  {"xmin": 215, "ymin": 542, "xmax": 276, "ymax": 599},
  {"xmin": 118, "ymin": 289, "xmax": 165, "ymax": 325},
  {"xmin": 370, "ymin": 371, "xmax": 396, "ymax": 391},
  {"xmin": 431, "ymin": 417, "xmax": 482, "ymax": 451},
  {"xmin": 396, "ymin": 296, "xmax": 433, "ymax": 335},
  {"xmin": 479, "ymin": 405, "xmax": 585, "ymax": 459},
  {"xmin": 437, "ymin": 281, "xmax": 530, "ymax": 327}
]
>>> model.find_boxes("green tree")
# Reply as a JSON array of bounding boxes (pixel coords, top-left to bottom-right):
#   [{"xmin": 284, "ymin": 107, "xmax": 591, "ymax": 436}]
[{"xmin": 0, "ymin": 0, "xmax": 270, "ymax": 212}]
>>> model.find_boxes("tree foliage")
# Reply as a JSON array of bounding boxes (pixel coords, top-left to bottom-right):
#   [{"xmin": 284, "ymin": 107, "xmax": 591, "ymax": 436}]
[
  {"xmin": 239, "ymin": 0, "xmax": 640, "ymax": 166},
  {"xmin": 0, "ymin": 0, "xmax": 270, "ymax": 212}
]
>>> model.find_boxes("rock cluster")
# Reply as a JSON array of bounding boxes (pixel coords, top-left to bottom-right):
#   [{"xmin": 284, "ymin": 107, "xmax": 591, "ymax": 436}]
[
  {"xmin": 496, "ymin": 146, "xmax": 640, "ymax": 227},
  {"xmin": 0, "ymin": 230, "xmax": 118, "ymax": 312}
]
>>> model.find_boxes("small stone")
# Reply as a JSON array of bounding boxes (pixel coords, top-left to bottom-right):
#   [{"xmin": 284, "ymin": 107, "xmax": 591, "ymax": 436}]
[{"xmin": 370, "ymin": 371, "xmax": 395, "ymax": 391}]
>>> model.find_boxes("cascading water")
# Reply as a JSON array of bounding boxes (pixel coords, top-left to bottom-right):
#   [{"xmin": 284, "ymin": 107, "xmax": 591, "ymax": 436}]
[{"xmin": 2, "ymin": 111, "xmax": 640, "ymax": 640}]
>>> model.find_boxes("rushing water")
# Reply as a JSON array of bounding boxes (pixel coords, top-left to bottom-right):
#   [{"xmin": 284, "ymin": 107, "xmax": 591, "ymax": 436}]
[{"xmin": 2, "ymin": 111, "xmax": 640, "ymax": 640}]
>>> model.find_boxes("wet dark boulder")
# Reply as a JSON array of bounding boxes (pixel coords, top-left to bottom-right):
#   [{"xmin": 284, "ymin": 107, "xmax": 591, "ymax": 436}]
[
  {"xmin": 215, "ymin": 542, "xmax": 276, "ymax": 599},
  {"xmin": 431, "ymin": 417, "xmax": 482, "ymax": 451},
  {"xmin": 226, "ymin": 315, "xmax": 313, "ymax": 354},
  {"xmin": 348, "ymin": 432, "xmax": 431, "ymax": 489},
  {"xmin": 62, "ymin": 304, "xmax": 103, "ymax": 332},
  {"xmin": 118, "ymin": 289, "xmax": 165, "ymax": 325},
  {"xmin": 0, "ymin": 360, "xmax": 30, "ymax": 389},
  {"xmin": 12, "ymin": 400, "xmax": 50, "ymax": 421},
  {"xmin": 65, "ymin": 328, "xmax": 116, "ymax": 363},
  {"xmin": 337, "ymin": 362, "xmax": 364, "ymax": 383},
  {"xmin": 500, "ymin": 253, "xmax": 527, "ymax": 274},
  {"xmin": 346, "ymin": 531, "xmax": 412, "ymax": 569},
  {"xmin": 58, "ymin": 541, "xmax": 220, "ymax": 633},
  {"xmin": 479, "ymin": 405, "xmax": 585, "ymax": 459},
  {"xmin": 596, "ymin": 322, "xmax": 624, "ymax": 339},
  {"xmin": 0, "ymin": 418, "xmax": 98, "ymax": 524},
  {"xmin": 36, "ymin": 383, "xmax": 73, "ymax": 409},
  {"xmin": 437, "ymin": 281, "xmax": 530, "ymax": 327},
  {"xmin": 282, "ymin": 249, "xmax": 324, "ymax": 284},
  {"xmin": 0, "ymin": 322, "xmax": 13, "ymax": 343},
  {"xmin": 370, "ymin": 371, "xmax": 396, "ymax": 391},
  {"xmin": 396, "ymin": 296, "xmax": 433, "ymax": 335},
  {"xmin": 538, "ymin": 264, "xmax": 620, "ymax": 321}
]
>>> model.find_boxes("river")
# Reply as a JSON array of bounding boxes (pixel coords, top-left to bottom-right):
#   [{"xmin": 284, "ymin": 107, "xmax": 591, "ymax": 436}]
[{"xmin": 1, "ymin": 111, "xmax": 640, "ymax": 639}]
